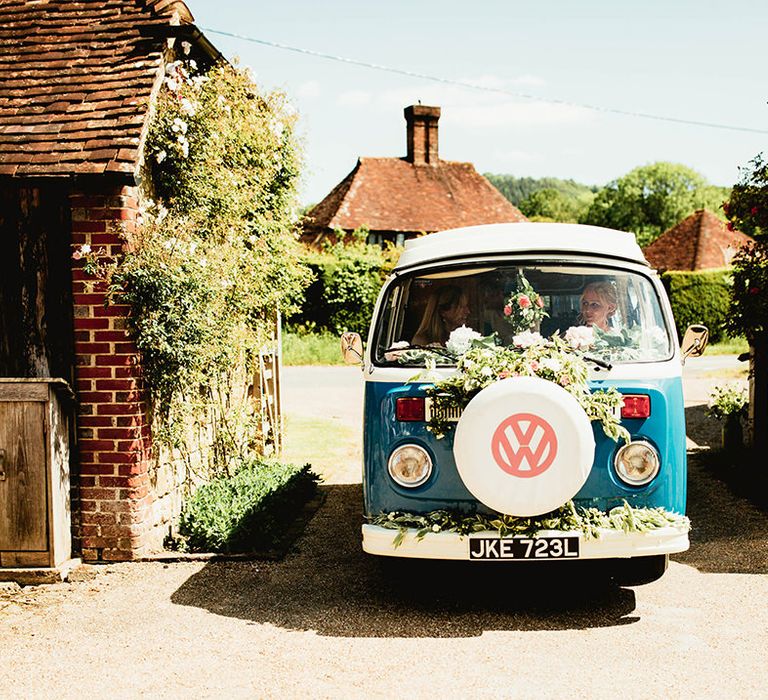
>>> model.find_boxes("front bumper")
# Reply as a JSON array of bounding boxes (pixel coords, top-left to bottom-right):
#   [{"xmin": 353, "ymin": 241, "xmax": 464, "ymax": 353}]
[{"xmin": 362, "ymin": 524, "xmax": 689, "ymax": 560}]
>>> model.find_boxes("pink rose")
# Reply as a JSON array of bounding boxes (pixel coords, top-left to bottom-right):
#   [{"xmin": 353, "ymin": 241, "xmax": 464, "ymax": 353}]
[
  {"xmin": 71, "ymin": 250, "xmax": 82, "ymax": 260},
  {"xmin": 503, "ymin": 304, "xmax": 512, "ymax": 316},
  {"xmin": 535, "ymin": 296, "xmax": 544, "ymax": 308},
  {"xmin": 559, "ymin": 376, "xmax": 571, "ymax": 386},
  {"xmin": 518, "ymin": 295, "xmax": 531, "ymax": 309},
  {"xmin": 498, "ymin": 369, "xmax": 510, "ymax": 379},
  {"xmin": 529, "ymin": 360, "xmax": 539, "ymax": 372}
]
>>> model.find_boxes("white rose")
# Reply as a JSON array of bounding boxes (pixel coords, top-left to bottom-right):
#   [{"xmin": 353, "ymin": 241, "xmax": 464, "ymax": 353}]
[
  {"xmin": 541, "ymin": 357, "xmax": 562, "ymax": 373},
  {"xmin": 446, "ymin": 325, "xmax": 481, "ymax": 356},
  {"xmin": 565, "ymin": 325, "xmax": 595, "ymax": 351},
  {"xmin": 512, "ymin": 330, "xmax": 544, "ymax": 348}
]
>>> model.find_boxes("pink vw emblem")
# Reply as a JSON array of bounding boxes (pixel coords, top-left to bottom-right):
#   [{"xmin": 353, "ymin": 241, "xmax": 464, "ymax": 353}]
[{"xmin": 490, "ymin": 413, "xmax": 558, "ymax": 478}]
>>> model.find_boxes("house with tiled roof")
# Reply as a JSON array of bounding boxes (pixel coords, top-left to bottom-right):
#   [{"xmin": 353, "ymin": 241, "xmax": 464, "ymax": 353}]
[
  {"xmin": 0, "ymin": 0, "xmax": 220, "ymax": 572},
  {"xmin": 302, "ymin": 105, "xmax": 526, "ymax": 247},
  {"xmin": 643, "ymin": 209, "xmax": 753, "ymax": 272}
]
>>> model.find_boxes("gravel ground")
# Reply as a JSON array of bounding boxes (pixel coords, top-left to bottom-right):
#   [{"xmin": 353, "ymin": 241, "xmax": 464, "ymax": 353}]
[{"xmin": 1, "ymin": 357, "xmax": 765, "ymax": 699}]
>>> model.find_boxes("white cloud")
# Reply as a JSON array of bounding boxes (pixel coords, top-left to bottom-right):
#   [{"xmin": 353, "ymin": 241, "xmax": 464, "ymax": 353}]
[{"xmin": 448, "ymin": 101, "xmax": 592, "ymax": 128}]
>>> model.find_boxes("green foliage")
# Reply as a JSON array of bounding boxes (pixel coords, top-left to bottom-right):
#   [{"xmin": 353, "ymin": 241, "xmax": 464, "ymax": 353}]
[
  {"xmin": 582, "ymin": 162, "xmax": 729, "ymax": 247},
  {"xmin": 724, "ymin": 153, "xmax": 768, "ymax": 239},
  {"xmin": 282, "ymin": 330, "xmax": 345, "ymax": 366},
  {"xmin": 485, "ymin": 174, "xmax": 597, "ymax": 207},
  {"xmin": 111, "ymin": 59, "xmax": 310, "ymax": 465},
  {"xmin": 294, "ymin": 227, "xmax": 401, "ymax": 334},
  {"xmin": 519, "ymin": 187, "xmax": 595, "ymax": 222},
  {"xmin": 661, "ymin": 268, "xmax": 732, "ymax": 343},
  {"xmin": 723, "ymin": 155, "xmax": 768, "ymax": 342},
  {"xmin": 724, "ymin": 240, "xmax": 768, "ymax": 340},
  {"xmin": 371, "ymin": 500, "xmax": 690, "ymax": 546},
  {"xmin": 707, "ymin": 382, "xmax": 748, "ymax": 421},
  {"xmin": 178, "ymin": 458, "xmax": 319, "ymax": 553}
]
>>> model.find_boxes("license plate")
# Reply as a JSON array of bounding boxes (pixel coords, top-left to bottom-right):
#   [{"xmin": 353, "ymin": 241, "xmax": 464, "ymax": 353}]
[{"xmin": 468, "ymin": 536, "xmax": 580, "ymax": 560}]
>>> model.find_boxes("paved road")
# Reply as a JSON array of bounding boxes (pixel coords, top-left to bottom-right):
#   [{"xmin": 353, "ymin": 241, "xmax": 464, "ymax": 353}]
[{"xmin": 1, "ymin": 357, "xmax": 764, "ymax": 699}]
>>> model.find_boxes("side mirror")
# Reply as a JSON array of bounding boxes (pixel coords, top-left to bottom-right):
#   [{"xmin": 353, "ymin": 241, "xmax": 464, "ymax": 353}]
[
  {"xmin": 341, "ymin": 332, "xmax": 364, "ymax": 365},
  {"xmin": 681, "ymin": 324, "xmax": 709, "ymax": 362}
]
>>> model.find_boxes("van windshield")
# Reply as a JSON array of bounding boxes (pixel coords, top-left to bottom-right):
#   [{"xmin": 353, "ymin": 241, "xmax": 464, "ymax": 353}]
[{"xmin": 373, "ymin": 263, "xmax": 673, "ymax": 366}]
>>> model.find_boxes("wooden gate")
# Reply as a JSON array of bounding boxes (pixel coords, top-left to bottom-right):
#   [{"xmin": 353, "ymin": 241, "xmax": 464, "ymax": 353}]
[{"xmin": 253, "ymin": 311, "xmax": 283, "ymax": 455}]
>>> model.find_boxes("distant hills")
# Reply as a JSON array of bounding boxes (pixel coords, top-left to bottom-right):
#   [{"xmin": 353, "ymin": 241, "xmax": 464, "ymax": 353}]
[{"xmin": 484, "ymin": 174, "xmax": 597, "ymax": 207}]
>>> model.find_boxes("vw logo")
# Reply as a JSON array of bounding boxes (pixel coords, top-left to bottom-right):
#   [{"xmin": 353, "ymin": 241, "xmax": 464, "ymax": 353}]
[{"xmin": 490, "ymin": 412, "xmax": 558, "ymax": 478}]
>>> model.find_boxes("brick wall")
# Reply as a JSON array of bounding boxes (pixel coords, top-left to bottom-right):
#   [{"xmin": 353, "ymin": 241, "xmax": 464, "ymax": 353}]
[{"xmin": 69, "ymin": 184, "xmax": 158, "ymax": 562}]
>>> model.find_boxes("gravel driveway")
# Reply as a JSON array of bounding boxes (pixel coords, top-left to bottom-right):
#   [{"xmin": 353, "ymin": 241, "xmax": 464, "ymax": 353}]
[{"xmin": 1, "ymin": 357, "xmax": 765, "ymax": 699}]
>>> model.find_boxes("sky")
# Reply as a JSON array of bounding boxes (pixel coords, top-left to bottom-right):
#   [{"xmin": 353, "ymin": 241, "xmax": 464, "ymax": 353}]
[{"xmin": 190, "ymin": 0, "xmax": 768, "ymax": 207}]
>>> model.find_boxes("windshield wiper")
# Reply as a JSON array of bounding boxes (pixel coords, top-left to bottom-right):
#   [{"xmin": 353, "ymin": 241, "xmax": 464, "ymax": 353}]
[{"xmin": 582, "ymin": 355, "xmax": 613, "ymax": 371}]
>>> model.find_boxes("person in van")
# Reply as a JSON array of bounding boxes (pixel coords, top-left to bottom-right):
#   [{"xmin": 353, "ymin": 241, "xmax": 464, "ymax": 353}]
[
  {"xmin": 579, "ymin": 280, "xmax": 618, "ymax": 331},
  {"xmin": 411, "ymin": 284, "xmax": 471, "ymax": 346}
]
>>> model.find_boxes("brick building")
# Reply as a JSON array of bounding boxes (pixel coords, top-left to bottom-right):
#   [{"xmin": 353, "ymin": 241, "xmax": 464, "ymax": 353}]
[
  {"xmin": 302, "ymin": 105, "xmax": 526, "ymax": 247},
  {"xmin": 643, "ymin": 209, "xmax": 753, "ymax": 271},
  {"xmin": 0, "ymin": 0, "xmax": 220, "ymax": 565}
]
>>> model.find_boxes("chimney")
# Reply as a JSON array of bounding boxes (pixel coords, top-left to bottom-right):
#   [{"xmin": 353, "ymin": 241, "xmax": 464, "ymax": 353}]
[{"xmin": 404, "ymin": 104, "xmax": 440, "ymax": 165}]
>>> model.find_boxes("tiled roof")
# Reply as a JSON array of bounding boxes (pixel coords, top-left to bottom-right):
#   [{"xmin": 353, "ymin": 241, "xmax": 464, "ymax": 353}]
[
  {"xmin": 643, "ymin": 209, "xmax": 753, "ymax": 271},
  {"xmin": 0, "ymin": 0, "xmax": 196, "ymax": 180},
  {"xmin": 304, "ymin": 157, "xmax": 527, "ymax": 236}
]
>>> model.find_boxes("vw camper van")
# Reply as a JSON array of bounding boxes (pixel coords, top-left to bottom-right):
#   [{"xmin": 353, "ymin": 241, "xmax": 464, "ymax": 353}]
[{"xmin": 342, "ymin": 223, "xmax": 707, "ymax": 583}]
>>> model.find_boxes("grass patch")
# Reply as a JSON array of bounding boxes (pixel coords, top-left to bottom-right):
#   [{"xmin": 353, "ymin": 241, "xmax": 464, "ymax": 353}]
[
  {"xmin": 282, "ymin": 413, "xmax": 358, "ymax": 482},
  {"xmin": 705, "ymin": 336, "xmax": 748, "ymax": 356},
  {"xmin": 177, "ymin": 458, "xmax": 320, "ymax": 553},
  {"xmin": 283, "ymin": 330, "xmax": 345, "ymax": 366}
]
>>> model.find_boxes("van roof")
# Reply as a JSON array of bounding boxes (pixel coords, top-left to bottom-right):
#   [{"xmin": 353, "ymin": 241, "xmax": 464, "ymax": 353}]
[{"xmin": 395, "ymin": 223, "xmax": 648, "ymax": 270}]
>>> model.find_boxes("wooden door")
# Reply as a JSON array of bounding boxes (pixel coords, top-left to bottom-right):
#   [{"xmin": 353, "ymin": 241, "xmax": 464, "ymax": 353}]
[{"xmin": 0, "ymin": 401, "xmax": 48, "ymax": 551}]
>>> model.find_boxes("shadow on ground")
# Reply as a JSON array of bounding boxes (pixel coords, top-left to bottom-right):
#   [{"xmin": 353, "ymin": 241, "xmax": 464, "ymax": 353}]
[
  {"xmin": 675, "ymin": 405, "xmax": 768, "ymax": 574},
  {"xmin": 172, "ymin": 484, "xmax": 639, "ymax": 637},
  {"xmin": 172, "ymin": 407, "xmax": 768, "ymax": 635}
]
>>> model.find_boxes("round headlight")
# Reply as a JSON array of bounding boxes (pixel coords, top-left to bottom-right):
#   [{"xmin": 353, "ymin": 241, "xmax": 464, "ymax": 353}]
[
  {"xmin": 388, "ymin": 444, "xmax": 432, "ymax": 488},
  {"xmin": 614, "ymin": 441, "xmax": 660, "ymax": 486}
]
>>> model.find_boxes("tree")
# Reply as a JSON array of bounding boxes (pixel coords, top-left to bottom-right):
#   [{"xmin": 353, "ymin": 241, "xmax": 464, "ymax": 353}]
[
  {"xmin": 581, "ymin": 162, "xmax": 729, "ymax": 247},
  {"xmin": 485, "ymin": 174, "xmax": 596, "ymax": 208},
  {"xmin": 519, "ymin": 187, "xmax": 594, "ymax": 223},
  {"xmin": 724, "ymin": 153, "xmax": 768, "ymax": 459}
]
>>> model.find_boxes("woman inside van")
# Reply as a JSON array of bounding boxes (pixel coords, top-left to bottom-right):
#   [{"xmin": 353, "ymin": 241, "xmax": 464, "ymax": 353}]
[
  {"xmin": 579, "ymin": 281, "xmax": 618, "ymax": 331},
  {"xmin": 412, "ymin": 285, "xmax": 471, "ymax": 346}
]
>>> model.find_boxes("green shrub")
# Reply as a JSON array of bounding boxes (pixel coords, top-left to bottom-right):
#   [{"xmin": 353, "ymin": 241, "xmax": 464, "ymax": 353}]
[
  {"xmin": 293, "ymin": 227, "xmax": 401, "ymax": 335},
  {"xmin": 178, "ymin": 459, "xmax": 319, "ymax": 553},
  {"xmin": 661, "ymin": 268, "xmax": 732, "ymax": 343}
]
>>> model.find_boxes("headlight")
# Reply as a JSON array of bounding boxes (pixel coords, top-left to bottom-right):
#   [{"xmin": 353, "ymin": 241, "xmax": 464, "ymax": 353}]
[
  {"xmin": 388, "ymin": 444, "xmax": 432, "ymax": 488},
  {"xmin": 614, "ymin": 441, "xmax": 660, "ymax": 486}
]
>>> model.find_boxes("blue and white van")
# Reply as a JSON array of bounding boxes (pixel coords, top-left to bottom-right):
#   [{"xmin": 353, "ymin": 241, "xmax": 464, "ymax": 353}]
[{"xmin": 342, "ymin": 223, "xmax": 707, "ymax": 583}]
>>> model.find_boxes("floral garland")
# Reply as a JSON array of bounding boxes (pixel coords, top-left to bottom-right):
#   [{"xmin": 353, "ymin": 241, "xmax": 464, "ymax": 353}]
[
  {"xmin": 369, "ymin": 500, "xmax": 690, "ymax": 548},
  {"xmin": 424, "ymin": 330, "xmax": 629, "ymax": 442}
]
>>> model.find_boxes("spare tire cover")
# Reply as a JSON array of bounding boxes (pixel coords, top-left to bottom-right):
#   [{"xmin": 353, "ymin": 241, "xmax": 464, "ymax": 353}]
[{"xmin": 453, "ymin": 376, "xmax": 595, "ymax": 517}]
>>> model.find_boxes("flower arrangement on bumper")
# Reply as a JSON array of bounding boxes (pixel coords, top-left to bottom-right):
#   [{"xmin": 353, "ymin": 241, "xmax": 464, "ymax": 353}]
[
  {"xmin": 370, "ymin": 500, "xmax": 690, "ymax": 547},
  {"xmin": 424, "ymin": 329, "xmax": 630, "ymax": 443}
]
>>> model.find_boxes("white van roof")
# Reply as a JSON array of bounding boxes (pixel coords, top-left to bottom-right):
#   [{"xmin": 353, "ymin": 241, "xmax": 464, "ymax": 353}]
[{"xmin": 395, "ymin": 223, "xmax": 648, "ymax": 270}]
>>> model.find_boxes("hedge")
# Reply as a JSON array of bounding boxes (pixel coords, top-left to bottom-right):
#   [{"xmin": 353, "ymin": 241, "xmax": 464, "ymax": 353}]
[
  {"xmin": 177, "ymin": 459, "xmax": 319, "ymax": 553},
  {"xmin": 661, "ymin": 268, "xmax": 732, "ymax": 343},
  {"xmin": 291, "ymin": 228, "xmax": 401, "ymax": 335}
]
